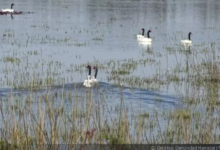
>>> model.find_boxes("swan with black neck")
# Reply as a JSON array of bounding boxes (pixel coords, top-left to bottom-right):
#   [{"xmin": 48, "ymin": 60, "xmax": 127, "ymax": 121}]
[
  {"xmin": 2, "ymin": 3, "xmax": 14, "ymax": 13},
  {"xmin": 139, "ymin": 30, "xmax": 152, "ymax": 42},
  {"xmin": 91, "ymin": 66, "xmax": 98, "ymax": 85},
  {"xmin": 137, "ymin": 28, "xmax": 145, "ymax": 39},
  {"xmin": 181, "ymin": 32, "xmax": 192, "ymax": 45},
  {"xmin": 83, "ymin": 65, "xmax": 92, "ymax": 87}
]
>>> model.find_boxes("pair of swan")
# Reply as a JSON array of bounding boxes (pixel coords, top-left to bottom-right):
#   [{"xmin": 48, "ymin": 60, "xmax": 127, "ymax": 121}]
[
  {"xmin": 137, "ymin": 28, "xmax": 192, "ymax": 45},
  {"xmin": 83, "ymin": 65, "xmax": 98, "ymax": 87},
  {"xmin": 137, "ymin": 28, "xmax": 152, "ymax": 42},
  {"xmin": 2, "ymin": 3, "xmax": 14, "ymax": 13}
]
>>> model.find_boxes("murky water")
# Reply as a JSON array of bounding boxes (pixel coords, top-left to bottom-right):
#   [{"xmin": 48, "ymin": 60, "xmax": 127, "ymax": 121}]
[{"xmin": 0, "ymin": 0, "xmax": 220, "ymax": 138}]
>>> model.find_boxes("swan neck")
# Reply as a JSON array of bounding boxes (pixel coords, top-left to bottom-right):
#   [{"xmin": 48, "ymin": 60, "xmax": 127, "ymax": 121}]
[
  {"xmin": 142, "ymin": 29, "xmax": 145, "ymax": 36},
  {"xmin": 88, "ymin": 67, "xmax": 91, "ymax": 76},
  {"xmin": 147, "ymin": 31, "xmax": 150, "ymax": 38},
  {"xmin": 11, "ymin": 4, "xmax": 13, "ymax": 9},
  {"xmin": 94, "ymin": 68, "xmax": 98, "ymax": 78},
  {"xmin": 188, "ymin": 33, "xmax": 191, "ymax": 40}
]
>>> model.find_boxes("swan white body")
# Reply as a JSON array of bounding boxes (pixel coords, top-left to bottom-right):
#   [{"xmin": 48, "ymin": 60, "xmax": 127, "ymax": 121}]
[
  {"xmin": 181, "ymin": 40, "xmax": 192, "ymax": 44},
  {"xmin": 2, "ymin": 9, "xmax": 14, "ymax": 13},
  {"xmin": 83, "ymin": 80, "xmax": 92, "ymax": 87},
  {"xmin": 2, "ymin": 3, "xmax": 14, "ymax": 13},
  {"xmin": 83, "ymin": 75, "xmax": 92, "ymax": 87},
  {"xmin": 139, "ymin": 37, "xmax": 152, "ymax": 42}
]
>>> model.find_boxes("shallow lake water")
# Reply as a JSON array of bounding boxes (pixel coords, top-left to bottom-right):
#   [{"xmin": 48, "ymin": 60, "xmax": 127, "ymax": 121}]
[{"xmin": 0, "ymin": 0, "xmax": 220, "ymax": 140}]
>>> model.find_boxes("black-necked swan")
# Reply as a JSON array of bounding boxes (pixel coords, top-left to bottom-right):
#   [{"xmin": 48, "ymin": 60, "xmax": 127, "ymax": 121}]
[
  {"xmin": 83, "ymin": 65, "xmax": 92, "ymax": 87},
  {"xmin": 91, "ymin": 66, "xmax": 98, "ymax": 85},
  {"xmin": 139, "ymin": 30, "xmax": 152, "ymax": 42},
  {"xmin": 2, "ymin": 3, "xmax": 14, "ymax": 13},
  {"xmin": 181, "ymin": 32, "xmax": 192, "ymax": 44},
  {"xmin": 137, "ymin": 28, "xmax": 145, "ymax": 39}
]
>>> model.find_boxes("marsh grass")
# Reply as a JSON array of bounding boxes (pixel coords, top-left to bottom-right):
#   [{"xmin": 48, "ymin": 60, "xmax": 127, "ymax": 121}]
[
  {"xmin": 0, "ymin": 52, "xmax": 219, "ymax": 149},
  {"xmin": 0, "ymin": 27, "xmax": 220, "ymax": 149}
]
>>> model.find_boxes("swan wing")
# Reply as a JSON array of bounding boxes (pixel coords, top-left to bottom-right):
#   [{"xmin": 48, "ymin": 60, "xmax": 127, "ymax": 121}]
[
  {"xmin": 139, "ymin": 37, "xmax": 152, "ymax": 42},
  {"xmin": 181, "ymin": 40, "xmax": 192, "ymax": 44}
]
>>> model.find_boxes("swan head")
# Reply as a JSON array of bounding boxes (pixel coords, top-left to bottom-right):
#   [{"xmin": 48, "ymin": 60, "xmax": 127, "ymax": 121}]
[
  {"xmin": 86, "ymin": 64, "xmax": 91, "ymax": 70},
  {"xmin": 188, "ymin": 32, "xmax": 192, "ymax": 36},
  {"xmin": 11, "ymin": 3, "xmax": 14, "ymax": 9}
]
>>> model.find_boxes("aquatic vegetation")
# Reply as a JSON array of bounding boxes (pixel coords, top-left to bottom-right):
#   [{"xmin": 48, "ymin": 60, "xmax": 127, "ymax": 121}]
[
  {"xmin": 74, "ymin": 42, "xmax": 86, "ymax": 47},
  {"xmin": 3, "ymin": 56, "xmax": 21, "ymax": 64},
  {"xmin": 0, "ymin": 38, "xmax": 220, "ymax": 146},
  {"xmin": 92, "ymin": 37, "xmax": 103, "ymax": 41}
]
